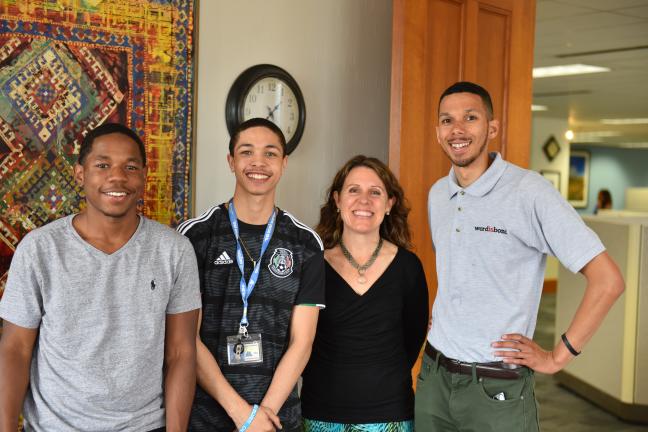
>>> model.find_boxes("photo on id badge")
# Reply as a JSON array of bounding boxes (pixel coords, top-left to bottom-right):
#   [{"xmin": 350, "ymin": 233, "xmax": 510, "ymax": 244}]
[{"xmin": 227, "ymin": 333, "xmax": 264, "ymax": 365}]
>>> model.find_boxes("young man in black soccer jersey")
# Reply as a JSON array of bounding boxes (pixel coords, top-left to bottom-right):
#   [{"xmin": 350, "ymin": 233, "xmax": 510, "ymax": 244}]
[{"xmin": 178, "ymin": 118, "xmax": 325, "ymax": 432}]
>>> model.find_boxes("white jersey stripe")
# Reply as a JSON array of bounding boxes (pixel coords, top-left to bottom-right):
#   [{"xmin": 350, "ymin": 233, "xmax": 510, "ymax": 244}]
[
  {"xmin": 177, "ymin": 205, "xmax": 221, "ymax": 235},
  {"xmin": 283, "ymin": 211, "xmax": 324, "ymax": 250},
  {"xmin": 177, "ymin": 205, "xmax": 219, "ymax": 234}
]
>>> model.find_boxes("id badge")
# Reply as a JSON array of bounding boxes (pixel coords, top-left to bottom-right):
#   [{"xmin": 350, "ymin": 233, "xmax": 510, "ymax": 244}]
[{"xmin": 226, "ymin": 333, "xmax": 263, "ymax": 365}]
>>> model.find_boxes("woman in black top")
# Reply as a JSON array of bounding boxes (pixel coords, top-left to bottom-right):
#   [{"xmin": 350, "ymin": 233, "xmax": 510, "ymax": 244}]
[{"xmin": 301, "ymin": 155, "xmax": 429, "ymax": 432}]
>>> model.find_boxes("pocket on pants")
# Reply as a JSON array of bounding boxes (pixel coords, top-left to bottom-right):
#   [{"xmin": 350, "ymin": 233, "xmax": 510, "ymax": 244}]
[
  {"xmin": 478, "ymin": 375, "xmax": 527, "ymax": 405},
  {"xmin": 459, "ymin": 374, "xmax": 538, "ymax": 432},
  {"xmin": 417, "ymin": 354, "xmax": 433, "ymax": 384}
]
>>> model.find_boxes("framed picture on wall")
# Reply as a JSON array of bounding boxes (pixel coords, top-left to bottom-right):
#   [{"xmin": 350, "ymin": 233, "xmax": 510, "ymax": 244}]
[
  {"xmin": 568, "ymin": 150, "xmax": 590, "ymax": 208},
  {"xmin": 540, "ymin": 170, "xmax": 561, "ymax": 191},
  {"xmin": 543, "ymin": 135, "xmax": 561, "ymax": 161}
]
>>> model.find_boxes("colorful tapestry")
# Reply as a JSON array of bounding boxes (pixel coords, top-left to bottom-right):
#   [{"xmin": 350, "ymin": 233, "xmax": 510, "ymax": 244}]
[{"xmin": 0, "ymin": 0, "xmax": 195, "ymax": 301}]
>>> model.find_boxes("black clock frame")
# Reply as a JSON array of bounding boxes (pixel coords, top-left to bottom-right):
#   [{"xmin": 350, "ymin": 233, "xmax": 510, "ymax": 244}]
[{"xmin": 225, "ymin": 64, "xmax": 306, "ymax": 155}]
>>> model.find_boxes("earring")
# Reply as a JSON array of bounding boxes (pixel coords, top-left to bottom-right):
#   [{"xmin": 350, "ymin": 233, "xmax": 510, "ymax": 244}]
[
  {"xmin": 336, "ymin": 208, "xmax": 340, "ymax": 213},
  {"xmin": 386, "ymin": 210, "xmax": 390, "ymax": 216}
]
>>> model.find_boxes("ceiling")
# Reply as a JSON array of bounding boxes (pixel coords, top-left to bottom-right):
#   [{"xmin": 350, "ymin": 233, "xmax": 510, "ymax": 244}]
[{"xmin": 533, "ymin": 0, "xmax": 648, "ymax": 148}]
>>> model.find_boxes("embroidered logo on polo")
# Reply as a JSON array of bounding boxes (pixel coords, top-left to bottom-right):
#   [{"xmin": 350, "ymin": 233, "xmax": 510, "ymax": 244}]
[
  {"xmin": 474, "ymin": 225, "xmax": 508, "ymax": 235},
  {"xmin": 214, "ymin": 251, "xmax": 234, "ymax": 265},
  {"xmin": 268, "ymin": 248, "xmax": 294, "ymax": 278}
]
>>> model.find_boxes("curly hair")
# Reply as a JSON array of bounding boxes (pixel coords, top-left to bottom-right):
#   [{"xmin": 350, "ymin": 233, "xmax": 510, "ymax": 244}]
[{"xmin": 317, "ymin": 155, "xmax": 411, "ymax": 250}]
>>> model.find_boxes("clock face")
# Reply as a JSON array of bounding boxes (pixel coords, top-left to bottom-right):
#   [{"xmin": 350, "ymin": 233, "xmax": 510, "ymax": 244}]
[
  {"xmin": 242, "ymin": 77, "xmax": 300, "ymax": 143},
  {"xmin": 226, "ymin": 65, "xmax": 306, "ymax": 155}
]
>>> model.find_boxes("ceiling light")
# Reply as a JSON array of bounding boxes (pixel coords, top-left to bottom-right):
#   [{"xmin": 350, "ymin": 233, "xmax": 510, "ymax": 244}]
[
  {"xmin": 565, "ymin": 130, "xmax": 574, "ymax": 141},
  {"xmin": 600, "ymin": 118, "xmax": 648, "ymax": 125},
  {"xmin": 532, "ymin": 64, "xmax": 610, "ymax": 78},
  {"xmin": 574, "ymin": 131, "xmax": 622, "ymax": 138},
  {"xmin": 619, "ymin": 142, "xmax": 648, "ymax": 149},
  {"xmin": 572, "ymin": 131, "xmax": 622, "ymax": 142},
  {"xmin": 531, "ymin": 105, "xmax": 548, "ymax": 111}
]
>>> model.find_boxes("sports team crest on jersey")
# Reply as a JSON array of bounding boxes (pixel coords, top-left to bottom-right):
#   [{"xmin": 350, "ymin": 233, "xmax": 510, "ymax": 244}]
[{"xmin": 268, "ymin": 248, "xmax": 294, "ymax": 278}]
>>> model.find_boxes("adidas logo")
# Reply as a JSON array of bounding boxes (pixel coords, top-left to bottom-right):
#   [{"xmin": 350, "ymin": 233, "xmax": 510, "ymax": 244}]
[{"xmin": 214, "ymin": 251, "xmax": 234, "ymax": 265}]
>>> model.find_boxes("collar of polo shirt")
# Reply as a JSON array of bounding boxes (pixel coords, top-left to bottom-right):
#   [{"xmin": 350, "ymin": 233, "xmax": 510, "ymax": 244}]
[{"xmin": 447, "ymin": 152, "xmax": 507, "ymax": 198}]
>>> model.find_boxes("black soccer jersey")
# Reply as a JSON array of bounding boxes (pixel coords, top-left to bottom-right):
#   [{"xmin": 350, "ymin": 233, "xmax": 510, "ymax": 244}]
[{"xmin": 178, "ymin": 204, "xmax": 325, "ymax": 432}]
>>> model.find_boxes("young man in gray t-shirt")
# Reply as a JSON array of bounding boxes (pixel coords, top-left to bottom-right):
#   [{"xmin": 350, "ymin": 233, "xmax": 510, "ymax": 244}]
[{"xmin": 0, "ymin": 123, "xmax": 201, "ymax": 432}]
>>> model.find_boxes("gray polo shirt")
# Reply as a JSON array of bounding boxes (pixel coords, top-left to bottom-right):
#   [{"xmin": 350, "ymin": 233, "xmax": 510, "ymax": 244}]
[{"xmin": 427, "ymin": 153, "xmax": 604, "ymax": 363}]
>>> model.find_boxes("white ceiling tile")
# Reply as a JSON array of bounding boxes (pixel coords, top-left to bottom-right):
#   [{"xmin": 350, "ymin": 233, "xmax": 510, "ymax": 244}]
[{"xmin": 534, "ymin": 0, "xmax": 648, "ymax": 145}]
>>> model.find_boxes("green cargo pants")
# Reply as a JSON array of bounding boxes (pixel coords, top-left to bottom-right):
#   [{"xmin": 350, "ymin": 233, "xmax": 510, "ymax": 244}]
[{"xmin": 414, "ymin": 351, "xmax": 540, "ymax": 432}]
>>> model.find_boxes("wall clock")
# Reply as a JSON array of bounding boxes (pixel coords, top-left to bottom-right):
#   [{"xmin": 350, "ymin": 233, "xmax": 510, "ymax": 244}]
[{"xmin": 226, "ymin": 64, "xmax": 306, "ymax": 155}]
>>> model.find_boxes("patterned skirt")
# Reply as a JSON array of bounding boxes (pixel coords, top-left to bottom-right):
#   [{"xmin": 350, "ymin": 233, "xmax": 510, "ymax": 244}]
[{"xmin": 303, "ymin": 418, "xmax": 414, "ymax": 432}]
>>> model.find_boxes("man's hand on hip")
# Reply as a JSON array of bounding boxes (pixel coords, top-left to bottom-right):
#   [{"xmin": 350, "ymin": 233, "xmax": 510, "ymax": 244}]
[{"xmin": 492, "ymin": 333, "xmax": 566, "ymax": 374}]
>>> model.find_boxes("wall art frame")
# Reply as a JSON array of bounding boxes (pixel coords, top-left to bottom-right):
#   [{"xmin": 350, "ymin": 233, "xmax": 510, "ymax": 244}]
[{"xmin": 568, "ymin": 150, "xmax": 590, "ymax": 208}]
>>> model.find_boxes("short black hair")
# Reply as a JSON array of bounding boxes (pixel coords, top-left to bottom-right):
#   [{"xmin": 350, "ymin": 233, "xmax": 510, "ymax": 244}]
[
  {"xmin": 228, "ymin": 118, "xmax": 287, "ymax": 156},
  {"xmin": 78, "ymin": 123, "xmax": 146, "ymax": 166},
  {"xmin": 439, "ymin": 81, "xmax": 494, "ymax": 120}
]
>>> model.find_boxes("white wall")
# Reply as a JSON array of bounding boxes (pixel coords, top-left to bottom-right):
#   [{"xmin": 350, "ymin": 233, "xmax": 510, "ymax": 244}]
[
  {"xmin": 531, "ymin": 115, "xmax": 571, "ymax": 280},
  {"xmin": 530, "ymin": 115, "xmax": 570, "ymax": 198},
  {"xmin": 194, "ymin": 1, "xmax": 392, "ymax": 226}
]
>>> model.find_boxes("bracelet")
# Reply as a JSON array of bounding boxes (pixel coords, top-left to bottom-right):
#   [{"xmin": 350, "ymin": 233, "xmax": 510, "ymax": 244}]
[
  {"xmin": 561, "ymin": 333, "xmax": 581, "ymax": 356},
  {"xmin": 239, "ymin": 404, "xmax": 259, "ymax": 432}
]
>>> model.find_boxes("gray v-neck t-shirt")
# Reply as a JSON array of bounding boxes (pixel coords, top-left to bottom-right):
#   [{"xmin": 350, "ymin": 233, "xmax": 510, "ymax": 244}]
[{"xmin": 0, "ymin": 215, "xmax": 201, "ymax": 431}]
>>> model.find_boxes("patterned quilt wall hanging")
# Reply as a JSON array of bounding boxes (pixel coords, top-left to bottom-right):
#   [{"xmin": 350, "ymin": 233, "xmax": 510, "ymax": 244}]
[{"xmin": 0, "ymin": 0, "xmax": 195, "ymax": 302}]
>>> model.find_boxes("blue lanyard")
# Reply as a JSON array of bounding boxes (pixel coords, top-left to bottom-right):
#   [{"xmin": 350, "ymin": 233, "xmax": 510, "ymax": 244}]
[{"xmin": 227, "ymin": 199, "xmax": 277, "ymax": 335}]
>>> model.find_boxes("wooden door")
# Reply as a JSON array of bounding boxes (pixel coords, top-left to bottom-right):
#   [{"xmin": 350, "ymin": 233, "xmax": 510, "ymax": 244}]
[{"xmin": 389, "ymin": 0, "xmax": 536, "ymax": 383}]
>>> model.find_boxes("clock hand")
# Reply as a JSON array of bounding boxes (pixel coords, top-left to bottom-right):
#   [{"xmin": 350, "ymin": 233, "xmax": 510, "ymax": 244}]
[
  {"xmin": 266, "ymin": 102, "xmax": 282, "ymax": 120},
  {"xmin": 266, "ymin": 105, "xmax": 275, "ymax": 120}
]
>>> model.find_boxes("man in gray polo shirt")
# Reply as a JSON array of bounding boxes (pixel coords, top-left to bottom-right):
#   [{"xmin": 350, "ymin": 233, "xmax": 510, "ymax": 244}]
[
  {"xmin": 0, "ymin": 123, "xmax": 201, "ymax": 431},
  {"xmin": 415, "ymin": 82, "xmax": 625, "ymax": 431}
]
